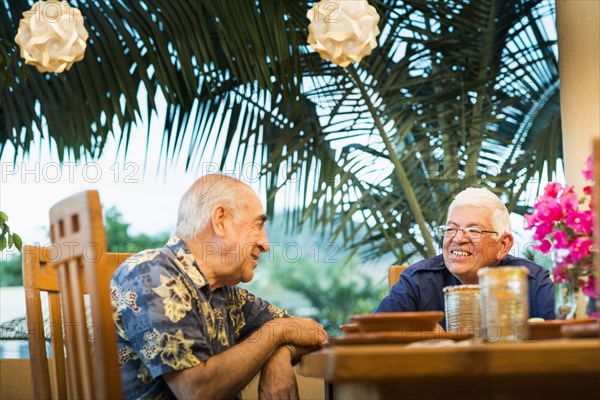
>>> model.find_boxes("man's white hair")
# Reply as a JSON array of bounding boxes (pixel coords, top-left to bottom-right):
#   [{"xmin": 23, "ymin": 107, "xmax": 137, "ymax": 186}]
[
  {"xmin": 447, "ymin": 187, "xmax": 511, "ymax": 235},
  {"xmin": 175, "ymin": 174, "xmax": 250, "ymax": 240}
]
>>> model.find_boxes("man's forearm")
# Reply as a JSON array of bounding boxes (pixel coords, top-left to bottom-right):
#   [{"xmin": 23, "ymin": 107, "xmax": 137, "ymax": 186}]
[
  {"xmin": 163, "ymin": 315, "xmax": 327, "ymax": 399},
  {"xmin": 259, "ymin": 347, "xmax": 297, "ymax": 400},
  {"xmin": 163, "ymin": 321, "xmax": 284, "ymax": 399}
]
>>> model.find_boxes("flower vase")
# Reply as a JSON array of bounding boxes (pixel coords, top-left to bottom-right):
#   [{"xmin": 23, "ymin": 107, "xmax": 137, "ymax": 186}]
[
  {"xmin": 555, "ymin": 280, "xmax": 578, "ymax": 320},
  {"xmin": 552, "ymin": 247, "xmax": 580, "ymax": 319}
]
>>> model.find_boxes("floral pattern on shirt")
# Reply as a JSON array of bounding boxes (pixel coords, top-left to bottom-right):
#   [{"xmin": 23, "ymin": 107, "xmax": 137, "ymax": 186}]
[
  {"xmin": 175, "ymin": 247, "xmax": 206, "ymax": 286},
  {"xmin": 229, "ymin": 290, "xmax": 246, "ymax": 336},
  {"xmin": 137, "ymin": 363, "xmax": 152, "ymax": 385},
  {"xmin": 152, "ymin": 275, "xmax": 193, "ymax": 323},
  {"xmin": 111, "ymin": 286, "xmax": 140, "ymax": 339},
  {"xmin": 118, "ymin": 345, "xmax": 138, "ymax": 367},
  {"xmin": 198, "ymin": 301, "xmax": 217, "ymax": 340},
  {"xmin": 124, "ymin": 249, "xmax": 160, "ymax": 271},
  {"xmin": 140, "ymin": 328, "xmax": 201, "ymax": 370},
  {"xmin": 110, "ymin": 236, "xmax": 287, "ymax": 400},
  {"xmin": 269, "ymin": 304, "xmax": 287, "ymax": 318}
]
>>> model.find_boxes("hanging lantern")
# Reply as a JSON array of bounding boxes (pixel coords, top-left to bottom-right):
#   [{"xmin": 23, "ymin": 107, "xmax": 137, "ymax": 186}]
[
  {"xmin": 307, "ymin": 0, "xmax": 380, "ymax": 68},
  {"xmin": 14, "ymin": 0, "xmax": 89, "ymax": 73}
]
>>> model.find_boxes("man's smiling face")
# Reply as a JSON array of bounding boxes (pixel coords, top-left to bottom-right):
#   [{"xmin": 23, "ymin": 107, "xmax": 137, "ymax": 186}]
[
  {"xmin": 442, "ymin": 206, "xmax": 508, "ymax": 283},
  {"xmin": 222, "ymin": 186, "xmax": 270, "ymax": 284}
]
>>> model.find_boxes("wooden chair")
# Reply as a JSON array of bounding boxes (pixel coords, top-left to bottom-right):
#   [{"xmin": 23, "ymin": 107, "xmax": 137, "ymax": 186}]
[
  {"xmin": 22, "ymin": 190, "xmax": 132, "ymax": 399},
  {"xmin": 387, "ymin": 265, "xmax": 408, "ymax": 292}
]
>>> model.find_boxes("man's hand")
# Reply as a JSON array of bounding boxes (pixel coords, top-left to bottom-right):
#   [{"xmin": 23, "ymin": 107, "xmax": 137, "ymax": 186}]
[
  {"xmin": 268, "ymin": 317, "xmax": 328, "ymax": 347},
  {"xmin": 258, "ymin": 347, "xmax": 299, "ymax": 400}
]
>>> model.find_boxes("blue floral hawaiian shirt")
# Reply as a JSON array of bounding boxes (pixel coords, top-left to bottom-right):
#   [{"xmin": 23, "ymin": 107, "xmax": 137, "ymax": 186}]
[{"xmin": 110, "ymin": 236, "xmax": 287, "ymax": 400}]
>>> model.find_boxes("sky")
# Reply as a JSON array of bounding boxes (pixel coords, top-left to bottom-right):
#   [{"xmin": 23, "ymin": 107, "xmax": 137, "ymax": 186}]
[
  {"xmin": 0, "ymin": 86, "xmax": 286, "ymax": 261},
  {"xmin": 0, "ymin": 128, "xmax": 545, "ymax": 263},
  {"xmin": 0, "ymin": 105, "xmax": 203, "ymax": 258}
]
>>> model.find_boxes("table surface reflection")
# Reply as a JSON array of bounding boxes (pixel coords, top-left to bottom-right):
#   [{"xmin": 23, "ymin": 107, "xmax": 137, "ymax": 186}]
[{"xmin": 298, "ymin": 338, "xmax": 600, "ymax": 400}]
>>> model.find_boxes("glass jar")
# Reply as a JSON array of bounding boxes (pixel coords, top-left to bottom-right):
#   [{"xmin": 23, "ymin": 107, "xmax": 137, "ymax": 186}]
[
  {"xmin": 478, "ymin": 266, "xmax": 529, "ymax": 343},
  {"xmin": 555, "ymin": 279, "xmax": 578, "ymax": 320},
  {"xmin": 443, "ymin": 284, "xmax": 481, "ymax": 339}
]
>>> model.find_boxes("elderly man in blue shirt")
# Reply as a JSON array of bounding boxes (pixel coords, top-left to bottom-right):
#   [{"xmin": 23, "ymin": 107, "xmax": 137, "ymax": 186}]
[{"xmin": 377, "ymin": 187, "xmax": 555, "ymax": 327}]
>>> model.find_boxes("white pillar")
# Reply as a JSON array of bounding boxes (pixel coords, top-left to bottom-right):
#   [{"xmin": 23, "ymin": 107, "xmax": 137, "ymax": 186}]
[
  {"xmin": 556, "ymin": 0, "xmax": 600, "ymax": 188},
  {"xmin": 556, "ymin": 0, "xmax": 600, "ymax": 317}
]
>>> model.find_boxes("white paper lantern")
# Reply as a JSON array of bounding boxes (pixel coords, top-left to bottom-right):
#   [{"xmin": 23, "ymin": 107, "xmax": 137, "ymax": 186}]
[
  {"xmin": 307, "ymin": 0, "xmax": 380, "ymax": 68},
  {"xmin": 14, "ymin": 0, "xmax": 89, "ymax": 73}
]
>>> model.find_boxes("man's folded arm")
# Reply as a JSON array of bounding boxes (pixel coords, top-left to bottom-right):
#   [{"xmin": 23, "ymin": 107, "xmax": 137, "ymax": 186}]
[{"xmin": 163, "ymin": 317, "xmax": 327, "ymax": 399}]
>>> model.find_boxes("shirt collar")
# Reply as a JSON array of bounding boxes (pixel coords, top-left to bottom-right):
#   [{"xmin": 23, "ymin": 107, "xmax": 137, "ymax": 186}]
[
  {"xmin": 498, "ymin": 254, "xmax": 535, "ymax": 278},
  {"xmin": 165, "ymin": 236, "xmax": 210, "ymax": 288}
]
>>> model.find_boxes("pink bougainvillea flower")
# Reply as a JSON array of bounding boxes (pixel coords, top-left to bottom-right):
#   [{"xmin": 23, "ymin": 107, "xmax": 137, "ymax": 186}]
[
  {"xmin": 569, "ymin": 237, "xmax": 593, "ymax": 264},
  {"xmin": 582, "ymin": 155, "xmax": 593, "ymax": 181},
  {"xmin": 543, "ymin": 182, "xmax": 563, "ymax": 198},
  {"xmin": 560, "ymin": 190, "xmax": 580, "ymax": 214},
  {"xmin": 552, "ymin": 263, "xmax": 568, "ymax": 283},
  {"xmin": 524, "ymin": 153, "xmax": 596, "ymax": 300},
  {"xmin": 524, "ymin": 213, "xmax": 537, "ymax": 229},
  {"xmin": 534, "ymin": 239, "xmax": 552, "ymax": 253},
  {"xmin": 552, "ymin": 230, "xmax": 569, "ymax": 249},
  {"xmin": 562, "ymin": 184, "xmax": 576, "ymax": 195},
  {"xmin": 581, "ymin": 275, "xmax": 597, "ymax": 298},
  {"xmin": 532, "ymin": 222, "xmax": 553, "ymax": 241},
  {"xmin": 566, "ymin": 210, "xmax": 594, "ymax": 236},
  {"xmin": 536, "ymin": 197, "xmax": 563, "ymax": 222},
  {"xmin": 560, "ymin": 252, "xmax": 575, "ymax": 266}
]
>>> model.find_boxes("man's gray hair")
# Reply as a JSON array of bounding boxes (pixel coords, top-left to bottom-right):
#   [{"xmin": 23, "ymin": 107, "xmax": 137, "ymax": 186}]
[
  {"xmin": 175, "ymin": 174, "xmax": 250, "ymax": 240},
  {"xmin": 447, "ymin": 187, "xmax": 511, "ymax": 235}
]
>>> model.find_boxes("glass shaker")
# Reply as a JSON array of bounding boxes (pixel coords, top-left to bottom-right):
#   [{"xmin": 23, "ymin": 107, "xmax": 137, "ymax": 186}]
[
  {"xmin": 478, "ymin": 266, "xmax": 529, "ymax": 343},
  {"xmin": 443, "ymin": 284, "xmax": 481, "ymax": 339}
]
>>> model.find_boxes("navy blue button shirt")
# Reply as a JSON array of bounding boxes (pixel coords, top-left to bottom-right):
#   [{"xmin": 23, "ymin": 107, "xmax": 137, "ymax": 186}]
[{"xmin": 376, "ymin": 254, "xmax": 555, "ymax": 327}]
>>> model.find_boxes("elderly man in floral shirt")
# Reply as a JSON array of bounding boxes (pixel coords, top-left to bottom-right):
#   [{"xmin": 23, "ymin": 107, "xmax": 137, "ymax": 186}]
[{"xmin": 111, "ymin": 174, "xmax": 327, "ymax": 399}]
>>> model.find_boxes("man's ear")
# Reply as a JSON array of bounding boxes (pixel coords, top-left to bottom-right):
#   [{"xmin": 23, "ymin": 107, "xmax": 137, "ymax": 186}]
[
  {"xmin": 211, "ymin": 205, "xmax": 227, "ymax": 238},
  {"xmin": 496, "ymin": 232, "xmax": 514, "ymax": 260}
]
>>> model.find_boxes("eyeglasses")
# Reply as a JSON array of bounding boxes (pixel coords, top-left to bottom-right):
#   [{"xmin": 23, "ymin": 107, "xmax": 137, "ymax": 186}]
[{"xmin": 438, "ymin": 225, "xmax": 498, "ymax": 239}]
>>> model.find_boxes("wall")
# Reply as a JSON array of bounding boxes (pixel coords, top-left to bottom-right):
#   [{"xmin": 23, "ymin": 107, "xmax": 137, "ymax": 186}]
[
  {"xmin": 556, "ymin": 0, "xmax": 600, "ymax": 317},
  {"xmin": 556, "ymin": 0, "xmax": 600, "ymax": 186}
]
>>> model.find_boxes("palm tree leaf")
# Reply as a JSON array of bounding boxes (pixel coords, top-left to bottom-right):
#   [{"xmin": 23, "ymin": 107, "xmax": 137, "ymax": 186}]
[{"xmin": 1, "ymin": 0, "xmax": 561, "ymax": 265}]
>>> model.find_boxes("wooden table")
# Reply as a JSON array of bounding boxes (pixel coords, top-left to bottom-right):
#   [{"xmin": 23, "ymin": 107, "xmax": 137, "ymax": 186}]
[{"xmin": 298, "ymin": 338, "xmax": 600, "ymax": 399}]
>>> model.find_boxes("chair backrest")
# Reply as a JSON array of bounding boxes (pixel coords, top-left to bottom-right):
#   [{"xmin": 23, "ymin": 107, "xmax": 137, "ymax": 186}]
[
  {"xmin": 388, "ymin": 265, "xmax": 408, "ymax": 292},
  {"xmin": 22, "ymin": 190, "xmax": 132, "ymax": 399}
]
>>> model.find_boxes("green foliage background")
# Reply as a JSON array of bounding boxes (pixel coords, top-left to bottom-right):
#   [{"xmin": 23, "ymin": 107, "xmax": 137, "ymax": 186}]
[
  {"xmin": 0, "ymin": 207, "xmax": 169, "ymax": 286},
  {"xmin": 1, "ymin": 209, "xmax": 387, "ymax": 335},
  {"xmin": 243, "ymin": 221, "xmax": 388, "ymax": 335}
]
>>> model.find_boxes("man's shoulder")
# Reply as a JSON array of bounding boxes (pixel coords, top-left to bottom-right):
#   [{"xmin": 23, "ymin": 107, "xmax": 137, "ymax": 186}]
[
  {"xmin": 406, "ymin": 255, "xmax": 446, "ymax": 275},
  {"xmin": 499, "ymin": 254, "xmax": 548, "ymax": 277},
  {"xmin": 112, "ymin": 246, "xmax": 173, "ymax": 282}
]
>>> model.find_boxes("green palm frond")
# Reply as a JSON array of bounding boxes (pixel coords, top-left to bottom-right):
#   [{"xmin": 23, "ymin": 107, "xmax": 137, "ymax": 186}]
[
  {"xmin": 267, "ymin": 0, "xmax": 561, "ymax": 262},
  {"xmin": 1, "ymin": 0, "xmax": 561, "ymax": 264},
  {"xmin": 1, "ymin": 0, "xmax": 309, "ymax": 158}
]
